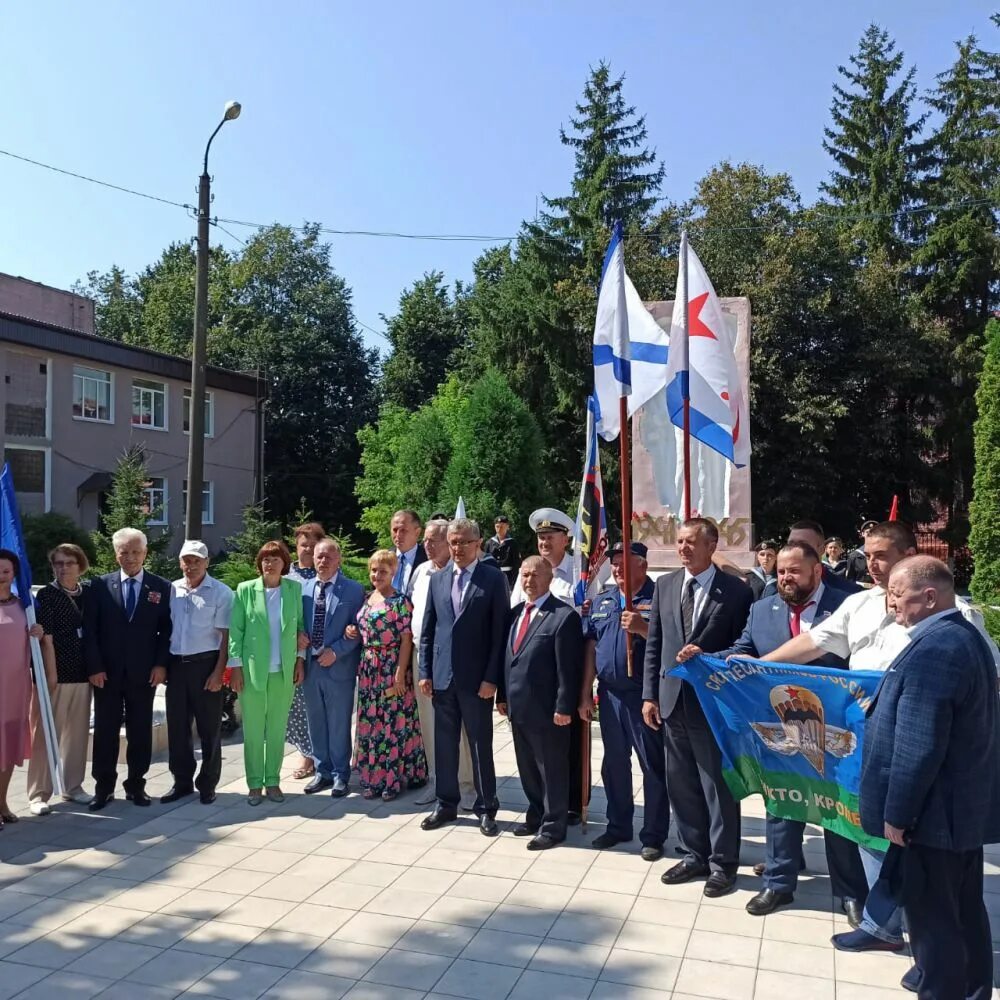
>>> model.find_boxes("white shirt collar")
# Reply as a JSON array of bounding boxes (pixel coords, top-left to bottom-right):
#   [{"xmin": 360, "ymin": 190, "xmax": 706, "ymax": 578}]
[
  {"xmin": 523, "ymin": 591, "xmax": 549, "ymax": 609},
  {"xmin": 906, "ymin": 607, "xmax": 960, "ymax": 641},
  {"xmin": 120, "ymin": 568, "xmax": 144, "ymax": 587},
  {"xmin": 398, "ymin": 544, "xmax": 419, "ymax": 562},
  {"xmin": 174, "ymin": 572, "xmax": 213, "ymax": 593},
  {"xmin": 316, "ymin": 571, "xmax": 339, "ymax": 588},
  {"xmin": 682, "ymin": 564, "xmax": 716, "ymax": 590}
]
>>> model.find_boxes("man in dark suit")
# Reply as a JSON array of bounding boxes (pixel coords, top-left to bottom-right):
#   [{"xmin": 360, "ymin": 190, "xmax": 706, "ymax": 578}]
[
  {"xmin": 690, "ymin": 541, "xmax": 868, "ymax": 920},
  {"xmin": 642, "ymin": 517, "xmax": 752, "ymax": 896},
  {"xmin": 390, "ymin": 509, "xmax": 428, "ymax": 598},
  {"xmin": 762, "ymin": 520, "xmax": 862, "ymax": 599},
  {"xmin": 852, "ymin": 555, "xmax": 1000, "ymax": 999},
  {"xmin": 497, "ymin": 556, "xmax": 582, "ymax": 850},
  {"xmin": 419, "ymin": 517, "xmax": 509, "ymax": 836},
  {"xmin": 84, "ymin": 528, "xmax": 172, "ymax": 810}
]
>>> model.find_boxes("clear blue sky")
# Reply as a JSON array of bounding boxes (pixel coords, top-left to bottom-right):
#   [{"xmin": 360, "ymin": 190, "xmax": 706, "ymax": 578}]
[{"xmin": 1, "ymin": 2, "xmax": 992, "ymax": 352}]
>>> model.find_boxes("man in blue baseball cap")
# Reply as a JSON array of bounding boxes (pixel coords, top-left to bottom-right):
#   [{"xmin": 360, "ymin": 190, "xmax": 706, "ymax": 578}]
[{"xmin": 579, "ymin": 540, "xmax": 670, "ymax": 861}]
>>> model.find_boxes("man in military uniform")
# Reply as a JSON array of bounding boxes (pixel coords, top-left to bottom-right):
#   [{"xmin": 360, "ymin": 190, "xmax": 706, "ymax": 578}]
[
  {"xmin": 484, "ymin": 515, "xmax": 521, "ymax": 588},
  {"xmin": 579, "ymin": 542, "xmax": 670, "ymax": 861},
  {"xmin": 511, "ymin": 507, "xmax": 583, "ymax": 822}
]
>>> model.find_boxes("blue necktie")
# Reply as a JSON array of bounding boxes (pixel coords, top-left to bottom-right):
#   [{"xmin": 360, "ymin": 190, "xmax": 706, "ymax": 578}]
[
  {"xmin": 125, "ymin": 577, "xmax": 137, "ymax": 619},
  {"xmin": 393, "ymin": 554, "xmax": 407, "ymax": 591}
]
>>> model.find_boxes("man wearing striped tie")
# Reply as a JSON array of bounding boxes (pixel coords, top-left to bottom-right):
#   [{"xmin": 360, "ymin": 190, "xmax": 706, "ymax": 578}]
[{"xmin": 391, "ymin": 509, "xmax": 427, "ymax": 598}]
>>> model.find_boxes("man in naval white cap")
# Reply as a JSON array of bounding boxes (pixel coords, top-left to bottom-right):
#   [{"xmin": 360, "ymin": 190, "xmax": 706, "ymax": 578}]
[
  {"xmin": 511, "ymin": 507, "xmax": 586, "ymax": 823},
  {"xmin": 163, "ymin": 541, "xmax": 234, "ymax": 805}
]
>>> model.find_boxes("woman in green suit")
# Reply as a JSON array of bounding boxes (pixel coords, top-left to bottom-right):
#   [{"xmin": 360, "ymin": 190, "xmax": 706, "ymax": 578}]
[{"xmin": 228, "ymin": 541, "xmax": 306, "ymax": 805}]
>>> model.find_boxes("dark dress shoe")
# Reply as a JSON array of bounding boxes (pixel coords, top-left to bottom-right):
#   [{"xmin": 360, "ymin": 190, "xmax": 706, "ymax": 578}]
[
  {"xmin": 900, "ymin": 966, "xmax": 921, "ymax": 993},
  {"xmin": 200, "ymin": 790, "xmax": 216, "ymax": 805},
  {"xmin": 480, "ymin": 815, "xmax": 499, "ymax": 837},
  {"xmin": 88, "ymin": 792, "xmax": 114, "ymax": 812},
  {"xmin": 527, "ymin": 834, "xmax": 561, "ymax": 851},
  {"xmin": 125, "ymin": 790, "xmax": 151, "ymax": 807},
  {"xmin": 592, "ymin": 832, "xmax": 630, "ymax": 850},
  {"xmin": 831, "ymin": 929, "xmax": 904, "ymax": 953},
  {"xmin": 513, "ymin": 823, "xmax": 539, "ymax": 837},
  {"xmin": 331, "ymin": 777, "xmax": 349, "ymax": 798},
  {"xmin": 421, "ymin": 808, "xmax": 458, "ymax": 831},
  {"xmin": 304, "ymin": 776, "xmax": 334, "ymax": 795},
  {"xmin": 160, "ymin": 786, "xmax": 194, "ymax": 804},
  {"xmin": 703, "ymin": 871, "xmax": 738, "ymax": 898},
  {"xmin": 842, "ymin": 898, "xmax": 863, "ymax": 929},
  {"xmin": 566, "ymin": 812, "xmax": 582, "ymax": 827},
  {"xmin": 752, "ymin": 862, "xmax": 765, "ymax": 876},
  {"xmin": 640, "ymin": 846, "xmax": 664, "ymax": 862},
  {"xmin": 746, "ymin": 888, "xmax": 794, "ymax": 915},
  {"xmin": 661, "ymin": 859, "xmax": 710, "ymax": 885}
]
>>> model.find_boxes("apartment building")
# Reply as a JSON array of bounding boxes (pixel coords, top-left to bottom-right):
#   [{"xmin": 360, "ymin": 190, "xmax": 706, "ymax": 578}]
[{"xmin": 0, "ymin": 274, "xmax": 262, "ymax": 553}]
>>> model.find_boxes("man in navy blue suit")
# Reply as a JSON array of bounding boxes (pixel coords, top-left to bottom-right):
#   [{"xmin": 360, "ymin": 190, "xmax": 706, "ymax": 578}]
[
  {"xmin": 301, "ymin": 538, "xmax": 365, "ymax": 797},
  {"xmin": 497, "ymin": 557, "xmax": 582, "ymax": 850},
  {"xmin": 854, "ymin": 556, "xmax": 1000, "ymax": 999},
  {"xmin": 418, "ymin": 517, "xmax": 509, "ymax": 836},
  {"xmin": 84, "ymin": 528, "xmax": 172, "ymax": 810},
  {"xmin": 689, "ymin": 540, "xmax": 868, "ymax": 919}
]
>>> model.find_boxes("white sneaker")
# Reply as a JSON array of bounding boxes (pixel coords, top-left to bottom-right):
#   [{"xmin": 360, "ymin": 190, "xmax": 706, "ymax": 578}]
[
  {"xmin": 29, "ymin": 801, "xmax": 51, "ymax": 816},
  {"xmin": 414, "ymin": 784, "xmax": 437, "ymax": 806},
  {"xmin": 62, "ymin": 791, "xmax": 93, "ymax": 805}
]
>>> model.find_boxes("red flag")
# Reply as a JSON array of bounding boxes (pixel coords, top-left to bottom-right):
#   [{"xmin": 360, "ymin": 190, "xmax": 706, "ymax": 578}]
[{"xmin": 888, "ymin": 495, "xmax": 899, "ymax": 521}]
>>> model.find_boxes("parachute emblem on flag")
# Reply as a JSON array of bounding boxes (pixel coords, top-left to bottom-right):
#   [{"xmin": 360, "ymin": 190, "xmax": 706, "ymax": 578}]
[{"xmin": 750, "ymin": 684, "xmax": 857, "ymax": 778}]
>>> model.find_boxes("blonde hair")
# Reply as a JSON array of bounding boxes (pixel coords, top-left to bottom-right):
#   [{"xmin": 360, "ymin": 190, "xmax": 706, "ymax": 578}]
[{"xmin": 369, "ymin": 549, "xmax": 398, "ymax": 573}]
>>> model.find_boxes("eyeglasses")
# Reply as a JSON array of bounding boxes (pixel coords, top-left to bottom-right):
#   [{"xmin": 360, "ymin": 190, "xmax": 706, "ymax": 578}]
[{"xmin": 448, "ymin": 539, "xmax": 478, "ymax": 549}]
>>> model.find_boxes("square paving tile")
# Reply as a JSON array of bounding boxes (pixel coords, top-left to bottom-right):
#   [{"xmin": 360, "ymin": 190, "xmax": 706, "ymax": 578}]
[
  {"xmin": 125, "ymin": 948, "xmax": 223, "ymax": 991},
  {"xmin": 363, "ymin": 948, "xmax": 452, "ymax": 990},
  {"xmin": 259, "ymin": 970, "xmax": 356, "ymax": 1000},
  {"xmin": 431, "ymin": 957, "xmax": 521, "ymax": 1000},
  {"xmin": 460, "ymin": 927, "xmax": 543, "ymax": 968},
  {"xmin": 64, "ymin": 939, "xmax": 163, "ymax": 978},
  {"xmin": 5, "ymin": 932, "xmax": 104, "ymax": 970},
  {"xmin": 187, "ymin": 957, "xmax": 287, "ymax": 998}
]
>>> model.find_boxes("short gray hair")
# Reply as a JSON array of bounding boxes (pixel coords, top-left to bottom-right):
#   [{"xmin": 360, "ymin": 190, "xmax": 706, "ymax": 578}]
[
  {"xmin": 112, "ymin": 528, "xmax": 148, "ymax": 550},
  {"xmin": 425, "ymin": 519, "xmax": 450, "ymax": 537},
  {"xmin": 891, "ymin": 554, "xmax": 954, "ymax": 594},
  {"xmin": 448, "ymin": 518, "xmax": 481, "ymax": 540}
]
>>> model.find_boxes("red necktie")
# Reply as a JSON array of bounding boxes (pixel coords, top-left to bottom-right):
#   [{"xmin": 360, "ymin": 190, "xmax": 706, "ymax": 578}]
[
  {"xmin": 789, "ymin": 600, "xmax": 816, "ymax": 637},
  {"xmin": 513, "ymin": 603, "xmax": 535, "ymax": 653}
]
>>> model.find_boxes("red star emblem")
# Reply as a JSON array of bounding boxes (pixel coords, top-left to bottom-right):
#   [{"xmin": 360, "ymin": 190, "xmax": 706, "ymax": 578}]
[
  {"xmin": 785, "ymin": 686, "xmax": 801, "ymax": 699},
  {"xmin": 688, "ymin": 292, "xmax": 717, "ymax": 339}
]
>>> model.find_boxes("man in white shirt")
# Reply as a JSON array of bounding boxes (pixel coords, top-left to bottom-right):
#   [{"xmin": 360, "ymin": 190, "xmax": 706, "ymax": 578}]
[
  {"xmin": 411, "ymin": 519, "xmax": 476, "ymax": 808},
  {"xmin": 391, "ymin": 509, "xmax": 427, "ymax": 598},
  {"xmin": 163, "ymin": 540, "xmax": 234, "ymax": 806},
  {"xmin": 510, "ymin": 508, "xmax": 576, "ymax": 607}
]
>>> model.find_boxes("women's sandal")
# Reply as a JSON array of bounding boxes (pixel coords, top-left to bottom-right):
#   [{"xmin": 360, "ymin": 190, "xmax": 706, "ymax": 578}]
[
  {"xmin": 0, "ymin": 812, "xmax": 18, "ymax": 824},
  {"xmin": 292, "ymin": 766, "xmax": 315, "ymax": 780},
  {"xmin": 381, "ymin": 789, "xmax": 398, "ymax": 802}
]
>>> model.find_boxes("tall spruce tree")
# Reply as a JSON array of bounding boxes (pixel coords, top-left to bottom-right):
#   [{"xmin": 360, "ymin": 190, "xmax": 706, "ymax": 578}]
[
  {"xmin": 912, "ymin": 30, "xmax": 1000, "ymax": 541},
  {"xmin": 821, "ymin": 24, "xmax": 928, "ymax": 258}
]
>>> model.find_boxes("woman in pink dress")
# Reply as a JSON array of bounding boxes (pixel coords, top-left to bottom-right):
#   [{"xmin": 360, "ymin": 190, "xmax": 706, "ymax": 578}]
[
  {"xmin": 0, "ymin": 548, "xmax": 44, "ymax": 828},
  {"xmin": 347, "ymin": 549, "xmax": 427, "ymax": 801}
]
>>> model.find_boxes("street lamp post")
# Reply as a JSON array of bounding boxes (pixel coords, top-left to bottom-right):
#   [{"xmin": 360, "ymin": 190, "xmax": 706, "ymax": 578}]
[{"xmin": 185, "ymin": 100, "xmax": 241, "ymax": 541}]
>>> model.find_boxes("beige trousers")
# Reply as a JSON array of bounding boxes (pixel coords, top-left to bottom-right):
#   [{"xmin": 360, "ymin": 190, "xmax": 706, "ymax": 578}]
[
  {"xmin": 27, "ymin": 682, "xmax": 92, "ymax": 802},
  {"xmin": 414, "ymin": 650, "xmax": 475, "ymax": 795}
]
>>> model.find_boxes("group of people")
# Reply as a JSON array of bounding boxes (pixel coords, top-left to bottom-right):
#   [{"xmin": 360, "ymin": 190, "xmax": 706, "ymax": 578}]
[{"xmin": 1, "ymin": 505, "xmax": 998, "ymax": 997}]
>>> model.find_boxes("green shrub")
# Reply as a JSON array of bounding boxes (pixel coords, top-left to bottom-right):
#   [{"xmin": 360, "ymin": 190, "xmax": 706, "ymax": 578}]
[{"xmin": 22, "ymin": 512, "xmax": 98, "ymax": 584}]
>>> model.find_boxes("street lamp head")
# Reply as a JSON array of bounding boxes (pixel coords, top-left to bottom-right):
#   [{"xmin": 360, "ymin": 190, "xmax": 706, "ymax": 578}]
[{"xmin": 223, "ymin": 100, "xmax": 242, "ymax": 121}]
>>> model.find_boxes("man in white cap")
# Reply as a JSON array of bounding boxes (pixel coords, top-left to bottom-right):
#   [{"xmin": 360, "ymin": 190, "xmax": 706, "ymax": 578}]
[{"xmin": 163, "ymin": 541, "xmax": 234, "ymax": 805}]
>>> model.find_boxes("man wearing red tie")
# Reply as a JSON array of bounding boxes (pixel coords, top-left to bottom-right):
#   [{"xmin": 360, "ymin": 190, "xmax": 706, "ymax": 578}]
[{"xmin": 497, "ymin": 557, "xmax": 583, "ymax": 851}]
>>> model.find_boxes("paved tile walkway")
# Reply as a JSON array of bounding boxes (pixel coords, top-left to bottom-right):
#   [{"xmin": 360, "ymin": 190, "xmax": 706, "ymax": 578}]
[{"xmin": 1, "ymin": 718, "xmax": 995, "ymax": 999}]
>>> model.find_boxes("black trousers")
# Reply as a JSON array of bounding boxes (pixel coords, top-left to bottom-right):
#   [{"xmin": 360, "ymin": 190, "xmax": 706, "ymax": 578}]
[
  {"xmin": 511, "ymin": 719, "xmax": 570, "ymax": 841},
  {"xmin": 91, "ymin": 679, "xmax": 156, "ymax": 796},
  {"xmin": 663, "ymin": 686, "xmax": 741, "ymax": 873},
  {"xmin": 824, "ymin": 829, "xmax": 869, "ymax": 904},
  {"xmin": 166, "ymin": 654, "xmax": 224, "ymax": 793},
  {"xmin": 903, "ymin": 844, "xmax": 993, "ymax": 1000},
  {"xmin": 433, "ymin": 683, "xmax": 498, "ymax": 816}
]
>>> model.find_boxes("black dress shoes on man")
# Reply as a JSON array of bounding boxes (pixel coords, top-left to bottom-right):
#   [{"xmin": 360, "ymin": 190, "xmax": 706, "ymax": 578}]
[
  {"xmin": 527, "ymin": 834, "xmax": 561, "ymax": 851},
  {"xmin": 480, "ymin": 815, "xmax": 498, "ymax": 837},
  {"xmin": 304, "ymin": 776, "xmax": 334, "ymax": 795},
  {"xmin": 200, "ymin": 790, "xmax": 216, "ymax": 805},
  {"xmin": 125, "ymin": 790, "xmax": 151, "ymax": 807},
  {"xmin": 513, "ymin": 823, "xmax": 539, "ymax": 837},
  {"xmin": 745, "ymin": 888, "xmax": 794, "ymax": 915},
  {"xmin": 88, "ymin": 792, "xmax": 114, "ymax": 812},
  {"xmin": 900, "ymin": 966, "xmax": 921, "ymax": 993},
  {"xmin": 160, "ymin": 786, "xmax": 194, "ymax": 805},
  {"xmin": 592, "ymin": 832, "xmax": 630, "ymax": 851},
  {"xmin": 842, "ymin": 898, "xmax": 863, "ymax": 929},
  {"xmin": 640, "ymin": 846, "xmax": 664, "ymax": 862},
  {"xmin": 421, "ymin": 807, "xmax": 458, "ymax": 831},
  {"xmin": 660, "ymin": 859, "xmax": 709, "ymax": 885},
  {"xmin": 703, "ymin": 871, "xmax": 738, "ymax": 898}
]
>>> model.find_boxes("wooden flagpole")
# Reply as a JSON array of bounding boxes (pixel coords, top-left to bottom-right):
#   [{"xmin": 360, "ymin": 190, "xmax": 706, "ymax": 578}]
[
  {"xmin": 618, "ymin": 396, "xmax": 635, "ymax": 677},
  {"xmin": 681, "ymin": 229, "xmax": 692, "ymax": 521}
]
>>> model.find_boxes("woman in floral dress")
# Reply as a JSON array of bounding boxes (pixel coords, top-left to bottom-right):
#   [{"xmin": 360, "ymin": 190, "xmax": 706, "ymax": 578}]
[{"xmin": 349, "ymin": 549, "xmax": 427, "ymax": 801}]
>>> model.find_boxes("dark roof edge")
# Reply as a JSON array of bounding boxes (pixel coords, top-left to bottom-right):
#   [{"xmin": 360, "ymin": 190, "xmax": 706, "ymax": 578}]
[{"xmin": 0, "ymin": 311, "xmax": 261, "ymax": 397}]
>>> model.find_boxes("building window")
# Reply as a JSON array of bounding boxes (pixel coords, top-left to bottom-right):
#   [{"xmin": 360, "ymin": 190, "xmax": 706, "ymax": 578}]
[
  {"xmin": 182, "ymin": 480, "xmax": 215, "ymax": 525},
  {"xmin": 132, "ymin": 379, "xmax": 168, "ymax": 430},
  {"xmin": 4, "ymin": 446, "xmax": 50, "ymax": 514},
  {"xmin": 182, "ymin": 390, "xmax": 214, "ymax": 437},
  {"xmin": 73, "ymin": 366, "xmax": 113, "ymax": 422},
  {"xmin": 142, "ymin": 477, "xmax": 168, "ymax": 525}
]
